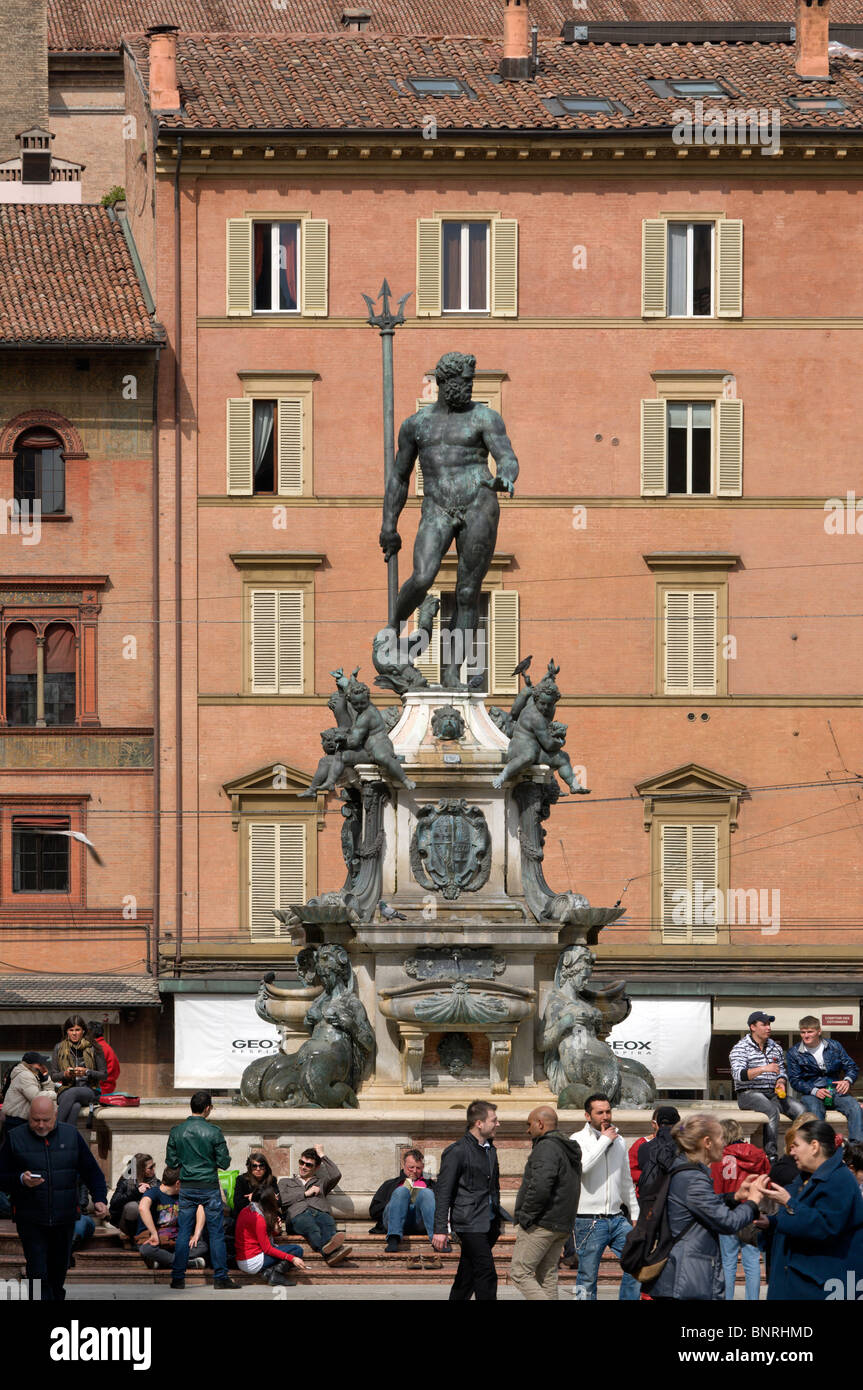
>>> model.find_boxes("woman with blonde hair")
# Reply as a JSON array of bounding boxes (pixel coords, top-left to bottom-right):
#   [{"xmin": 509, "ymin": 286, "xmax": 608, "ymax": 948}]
[{"xmin": 648, "ymin": 1113, "xmax": 767, "ymax": 1300}]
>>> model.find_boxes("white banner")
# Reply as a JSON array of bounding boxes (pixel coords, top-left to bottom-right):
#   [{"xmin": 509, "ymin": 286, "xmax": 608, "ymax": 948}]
[
  {"xmin": 607, "ymin": 997, "xmax": 711, "ymax": 1090},
  {"xmin": 174, "ymin": 996, "xmax": 282, "ymax": 1089}
]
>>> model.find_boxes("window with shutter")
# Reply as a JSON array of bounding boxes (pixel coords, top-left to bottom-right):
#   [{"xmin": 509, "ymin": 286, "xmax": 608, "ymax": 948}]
[
  {"xmin": 663, "ymin": 589, "xmax": 717, "ymax": 695},
  {"xmin": 661, "ymin": 822, "xmax": 720, "ymax": 943},
  {"xmin": 248, "ymin": 821, "xmax": 307, "ymax": 939},
  {"xmin": 277, "ymin": 591, "xmax": 304, "ymax": 692},
  {"xmin": 490, "ymin": 590, "xmax": 519, "ymax": 695},
  {"xmin": 643, "ymin": 217, "xmax": 743, "ymax": 320}
]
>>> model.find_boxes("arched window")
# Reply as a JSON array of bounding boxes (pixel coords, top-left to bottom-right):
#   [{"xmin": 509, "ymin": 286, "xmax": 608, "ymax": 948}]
[
  {"xmin": 3, "ymin": 621, "xmax": 76, "ymax": 725},
  {"xmin": 5, "ymin": 624, "xmax": 37, "ymax": 725},
  {"xmin": 13, "ymin": 427, "xmax": 65, "ymax": 514},
  {"xmin": 44, "ymin": 623, "xmax": 76, "ymax": 725}
]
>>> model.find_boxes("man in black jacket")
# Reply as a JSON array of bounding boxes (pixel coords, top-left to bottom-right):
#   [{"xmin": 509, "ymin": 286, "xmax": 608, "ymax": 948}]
[
  {"xmin": 510, "ymin": 1106, "xmax": 582, "ymax": 1300},
  {"xmin": 0, "ymin": 1093, "xmax": 107, "ymax": 1300},
  {"xmin": 433, "ymin": 1099, "xmax": 505, "ymax": 1301},
  {"xmin": 369, "ymin": 1147, "xmax": 438, "ymax": 1259}
]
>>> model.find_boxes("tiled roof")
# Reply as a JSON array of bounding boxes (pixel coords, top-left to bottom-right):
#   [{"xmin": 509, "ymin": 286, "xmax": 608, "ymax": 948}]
[
  {"xmin": 0, "ymin": 206, "xmax": 163, "ymax": 345},
  {"xmin": 0, "ymin": 974, "xmax": 160, "ymax": 1008},
  {"xmin": 45, "ymin": 0, "xmax": 863, "ymax": 50},
  {"xmin": 125, "ymin": 32, "xmax": 863, "ymax": 133}
]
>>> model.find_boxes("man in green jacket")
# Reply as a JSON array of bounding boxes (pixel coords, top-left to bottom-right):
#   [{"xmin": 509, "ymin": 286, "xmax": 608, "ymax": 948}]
[
  {"xmin": 166, "ymin": 1091, "xmax": 239, "ymax": 1290},
  {"xmin": 510, "ymin": 1106, "xmax": 582, "ymax": 1301}
]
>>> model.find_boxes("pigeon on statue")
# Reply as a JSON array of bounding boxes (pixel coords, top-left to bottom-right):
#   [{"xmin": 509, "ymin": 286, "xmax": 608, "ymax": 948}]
[
  {"xmin": 378, "ymin": 900, "xmax": 407, "ymax": 921},
  {"xmin": 512, "ymin": 655, "xmax": 532, "ymax": 678}
]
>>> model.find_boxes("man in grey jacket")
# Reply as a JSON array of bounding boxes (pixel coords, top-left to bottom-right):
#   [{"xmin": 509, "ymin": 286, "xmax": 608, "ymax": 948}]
[
  {"xmin": 2, "ymin": 1054, "xmax": 55, "ymax": 1132},
  {"xmin": 278, "ymin": 1144, "xmax": 351, "ymax": 1265},
  {"xmin": 511, "ymin": 1107, "xmax": 581, "ymax": 1301}
]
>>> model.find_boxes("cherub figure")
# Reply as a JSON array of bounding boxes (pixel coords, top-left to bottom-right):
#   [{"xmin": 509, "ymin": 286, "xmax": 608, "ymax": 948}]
[
  {"xmin": 492, "ymin": 675, "xmax": 589, "ymax": 796},
  {"xmin": 299, "ymin": 727, "xmax": 345, "ymax": 797},
  {"xmin": 334, "ymin": 673, "xmax": 416, "ymax": 791}
]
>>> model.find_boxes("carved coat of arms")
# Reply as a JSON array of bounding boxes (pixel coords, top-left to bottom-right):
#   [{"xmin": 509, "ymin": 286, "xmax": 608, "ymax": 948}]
[{"xmin": 409, "ymin": 798, "xmax": 491, "ymax": 900}]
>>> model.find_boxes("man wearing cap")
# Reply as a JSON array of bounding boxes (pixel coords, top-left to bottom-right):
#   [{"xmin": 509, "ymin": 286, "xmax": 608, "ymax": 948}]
[
  {"xmin": 1, "ymin": 1053, "xmax": 55, "ymax": 1133},
  {"xmin": 729, "ymin": 1012, "xmax": 806, "ymax": 1161}
]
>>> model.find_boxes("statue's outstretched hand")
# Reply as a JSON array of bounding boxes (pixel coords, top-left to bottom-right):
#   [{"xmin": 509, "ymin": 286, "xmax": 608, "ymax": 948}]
[
  {"xmin": 480, "ymin": 475, "xmax": 515, "ymax": 498},
  {"xmin": 379, "ymin": 528, "xmax": 402, "ymax": 560}
]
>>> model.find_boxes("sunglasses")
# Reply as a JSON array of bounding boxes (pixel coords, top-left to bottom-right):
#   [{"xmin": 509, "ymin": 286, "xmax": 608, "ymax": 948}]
[{"xmin": 297, "ymin": 1160, "xmax": 315, "ymax": 1168}]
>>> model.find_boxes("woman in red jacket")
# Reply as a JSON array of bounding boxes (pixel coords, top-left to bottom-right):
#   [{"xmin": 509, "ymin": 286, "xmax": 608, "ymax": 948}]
[{"xmin": 235, "ymin": 1188, "xmax": 307, "ymax": 1286}]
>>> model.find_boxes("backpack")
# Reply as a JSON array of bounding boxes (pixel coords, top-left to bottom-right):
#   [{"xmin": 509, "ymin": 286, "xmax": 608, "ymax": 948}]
[{"xmin": 620, "ymin": 1161, "xmax": 698, "ymax": 1288}]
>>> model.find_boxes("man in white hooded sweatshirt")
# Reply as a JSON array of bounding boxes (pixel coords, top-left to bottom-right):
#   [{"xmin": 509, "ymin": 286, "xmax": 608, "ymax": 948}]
[{"xmin": 570, "ymin": 1093, "xmax": 641, "ymax": 1300}]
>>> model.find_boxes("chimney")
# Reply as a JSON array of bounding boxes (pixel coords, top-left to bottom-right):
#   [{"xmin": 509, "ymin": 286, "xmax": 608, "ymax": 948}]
[
  {"xmin": 500, "ymin": 0, "xmax": 532, "ymax": 80},
  {"xmin": 795, "ymin": 0, "xmax": 830, "ymax": 78},
  {"xmin": 147, "ymin": 24, "xmax": 180, "ymax": 110}
]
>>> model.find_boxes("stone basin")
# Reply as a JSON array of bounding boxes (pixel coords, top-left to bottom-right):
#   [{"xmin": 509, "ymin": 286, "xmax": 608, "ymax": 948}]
[{"xmin": 379, "ymin": 978, "xmax": 535, "ymax": 1028}]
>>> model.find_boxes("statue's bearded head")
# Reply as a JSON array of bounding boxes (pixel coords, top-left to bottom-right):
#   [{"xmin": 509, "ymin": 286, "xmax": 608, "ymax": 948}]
[{"xmin": 435, "ymin": 351, "xmax": 476, "ymax": 412}]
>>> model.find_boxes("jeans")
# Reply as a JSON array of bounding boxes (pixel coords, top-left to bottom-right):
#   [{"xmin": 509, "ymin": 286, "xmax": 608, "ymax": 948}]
[
  {"xmin": 142, "ymin": 1237, "xmax": 209, "ymax": 1270},
  {"xmin": 172, "ymin": 1184, "xmax": 228, "ymax": 1281},
  {"xmin": 510, "ymin": 1225, "xmax": 569, "ymax": 1300},
  {"xmin": 57, "ymin": 1085, "xmax": 97, "ymax": 1127},
  {"xmin": 261, "ymin": 1243, "xmax": 304, "ymax": 1271},
  {"xmin": 17, "ymin": 1220, "xmax": 75, "ymax": 1300},
  {"xmin": 573, "ymin": 1214, "xmax": 641, "ymax": 1301},
  {"xmin": 384, "ymin": 1185, "xmax": 436, "ymax": 1240},
  {"xmin": 719, "ymin": 1231, "xmax": 761, "ymax": 1301},
  {"xmin": 736, "ymin": 1091, "xmax": 807, "ymax": 1159},
  {"xmin": 290, "ymin": 1208, "xmax": 336, "ymax": 1251},
  {"xmin": 805, "ymin": 1091, "xmax": 863, "ymax": 1140},
  {"xmin": 449, "ymin": 1222, "xmax": 500, "ymax": 1302},
  {"xmin": 73, "ymin": 1214, "xmax": 95, "ymax": 1248}
]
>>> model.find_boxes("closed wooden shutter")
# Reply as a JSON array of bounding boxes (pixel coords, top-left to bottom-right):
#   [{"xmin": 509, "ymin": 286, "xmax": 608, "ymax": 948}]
[
  {"xmin": 301, "ymin": 219, "xmax": 328, "ymax": 316},
  {"xmin": 664, "ymin": 590, "xmax": 717, "ymax": 695},
  {"xmin": 226, "ymin": 218, "xmax": 253, "ymax": 316},
  {"xmin": 250, "ymin": 590, "xmax": 278, "ymax": 693},
  {"xmin": 248, "ymin": 822, "xmax": 307, "ymax": 938},
  {"xmin": 716, "ymin": 398, "xmax": 743, "ymax": 496},
  {"xmin": 416, "ymin": 219, "xmax": 442, "ymax": 316},
  {"xmin": 227, "ymin": 398, "xmax": 254, "ymax": 495},
  {"xmin": 690, "ymin": 824, "xmax": 720, "ymax": 942},
  {"xmin": 490, "ymin": 590, "xmax": 519, "ymax": 694},
  {"xmin": 249, "ymin": 822, "xmax": 278, "ymax": 937},
  {"xmin": 277, "ymin": 590, "xmax": 304, "ymax": 692},
  {"xmin": 277, "ymin": 397, "xmax": 304, "ymax": 495},
  {"xmin": 413, "ymin": 587, "xmax": 441, "ymax": 683},
  {"xmin": 642, "ymin": 219, "xmax": 667, "ymax": 317},
  {"xmin": 491, "ymin": 219, "xmax": 518, "ymax": 317},
  {"xmin": 716, "ymin": 218, "xmax": 743, "ymax": 318},
  {"xmin": 691, "ymin": 591, "xmax": 718, "ymax": 695},
  {"xmin": 661, "ymin": 824, "xmax": 719, "ymax": 943},
  {"xmin": 641, "ymin": 399, "xmax": 667, "ymax": 496},
  {"xmin": 661, "ymin": 824, "xmax": 690, "ymax": 941},
  {"xmin": 278, "ymin": 822, "xmax": 307, "ymax": 917},
  {"xmin": 664, "ymin": 591, "xmax": 692, "ymax": 694}
]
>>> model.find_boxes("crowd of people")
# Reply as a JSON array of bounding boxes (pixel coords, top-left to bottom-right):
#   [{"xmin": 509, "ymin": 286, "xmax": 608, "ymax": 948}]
[{"xmin": 1, "ymin": 1007, "xmax": 862, "ymax": 1301}]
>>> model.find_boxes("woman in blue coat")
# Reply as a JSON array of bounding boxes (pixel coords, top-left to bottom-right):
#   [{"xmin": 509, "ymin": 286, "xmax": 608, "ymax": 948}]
[{"xmin": 758, "ymin": 1119, "xmax": 863, "ymax": 1300}]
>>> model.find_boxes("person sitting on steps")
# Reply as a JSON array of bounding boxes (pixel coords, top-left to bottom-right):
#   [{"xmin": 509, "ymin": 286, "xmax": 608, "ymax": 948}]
[{"xmin": 278, "ymin": 1144, "xmax": 352, "ymax": 1265}]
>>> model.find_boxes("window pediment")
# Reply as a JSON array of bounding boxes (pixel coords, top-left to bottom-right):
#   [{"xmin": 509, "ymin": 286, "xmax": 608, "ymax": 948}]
[{"xmin": 636, "ymin": 762, "xmax": 747, "ymax": 832}]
